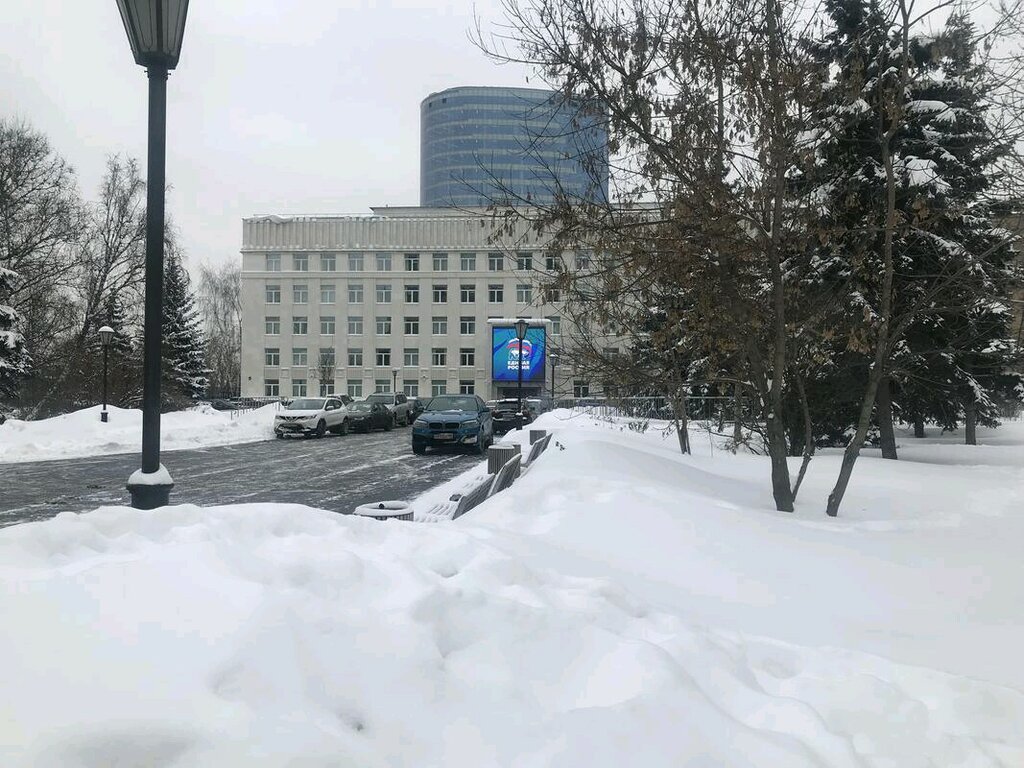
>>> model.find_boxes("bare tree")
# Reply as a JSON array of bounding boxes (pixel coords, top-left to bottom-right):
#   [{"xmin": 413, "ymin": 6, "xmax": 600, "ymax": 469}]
[{"xmin": 196, "ymin": 261, "xmax": 242, "ymax": 396}]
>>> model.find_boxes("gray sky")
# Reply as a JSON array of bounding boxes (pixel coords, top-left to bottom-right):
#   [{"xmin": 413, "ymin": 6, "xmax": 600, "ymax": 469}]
[{"xmin": 0, "ymin": 0, "xmax": 534, "ymax": 271}]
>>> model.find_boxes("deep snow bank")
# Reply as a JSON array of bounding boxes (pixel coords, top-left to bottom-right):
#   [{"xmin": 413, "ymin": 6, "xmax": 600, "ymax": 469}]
[
  {"xmin": 1, "ymin": 413, "xmax": 1022, "ymax": 765},
  {"xmin": 0, "ymin": 404, "xmax": 276, "ymax": 463}
]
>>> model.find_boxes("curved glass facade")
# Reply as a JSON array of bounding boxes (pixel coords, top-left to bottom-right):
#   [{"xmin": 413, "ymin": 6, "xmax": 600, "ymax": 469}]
[{"xmin": 420, "ymin": 86, "xmax": 609, "ymax": 208}]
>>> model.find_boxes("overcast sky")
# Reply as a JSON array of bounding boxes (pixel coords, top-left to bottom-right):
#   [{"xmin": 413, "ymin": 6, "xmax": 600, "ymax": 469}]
[{"xmin": 0, "ymin": 0, "xmax": 534, "ymax": 272}]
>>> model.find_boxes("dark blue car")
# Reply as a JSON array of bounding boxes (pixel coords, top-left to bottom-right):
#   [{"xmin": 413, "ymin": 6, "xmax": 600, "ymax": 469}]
[{"xmin": 412, "ymin": 395, "xmax": 494, "ymax": 455}]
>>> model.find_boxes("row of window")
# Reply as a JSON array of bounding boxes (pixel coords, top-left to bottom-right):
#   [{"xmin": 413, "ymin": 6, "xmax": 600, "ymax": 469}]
[
  {"xmin": 265, "ymin": 283, "xmax": 554, "ymax": 305},
  {"xmin": 263, "ymin": 315, "xmax": 563, "ymax": 336},
  {"xmin": 264, "ymin": 251, "xmax": 591, "ymax": 273},
  {"xmin": 265, "ymin": 347, "xmax": 478, "ymax": 368},
  {"xmin": 264, "ymin": 378, "xmax": 592, "ymax": 399}
]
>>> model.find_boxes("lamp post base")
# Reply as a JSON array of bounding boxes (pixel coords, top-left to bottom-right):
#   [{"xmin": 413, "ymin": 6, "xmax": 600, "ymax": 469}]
[
  {"xmin": 127, "ymin": 464, "xmax": 174, "ymax": 510},
  {"xmin": 101, "ymin": 410, "xmax": 109, "ymax": 423}
]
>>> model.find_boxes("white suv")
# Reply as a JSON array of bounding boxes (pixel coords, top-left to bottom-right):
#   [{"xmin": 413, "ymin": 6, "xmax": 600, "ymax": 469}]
[{"xmin": 274, "ymin": 396, "xmax": 353, "ymax": 438}]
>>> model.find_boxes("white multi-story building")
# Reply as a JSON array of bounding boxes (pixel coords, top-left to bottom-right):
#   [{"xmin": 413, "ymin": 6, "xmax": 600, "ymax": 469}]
[{"xmin": 240, "ymin": 207, "xmax": 585, "ymax": 401}]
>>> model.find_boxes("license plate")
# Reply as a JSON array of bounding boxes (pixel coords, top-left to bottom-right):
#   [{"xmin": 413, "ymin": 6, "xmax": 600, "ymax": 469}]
[{"xmin": 434, "ymin": 433, "xmax": 454, "ymax": 441}]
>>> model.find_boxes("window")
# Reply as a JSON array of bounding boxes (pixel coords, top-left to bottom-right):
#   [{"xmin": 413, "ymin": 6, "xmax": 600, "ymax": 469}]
[
  {"xmin": 376, "ymin": 284, "xmax": 392, "ymax": 303},
  {"xmin": 459, "ymin": 380, "xmax": 475, "ymax": 394},
  {"xmin": 575, "ymin": 250, "xmax": 592, "ymax": 270},
  {"xmin": 488, "ymin": 284, "xmax": 503, "ymax": 303},
  {"xmin": 265, "ymin": 316, "xmax": 280, "ymax": 334},
  {"xmin": 319, "ymin": 348, "xmax": 336, "ymax": 367},
  {"xmin": 320, "ymin": 283, "xmax": 335, "ymax": 304},
  {"xmin": 292, "ymin": 378, "xmax": 308, "ymax": 397},
  {"xmin": 545, "ymin": 253, "xmax": 561, "ymax": 271},
  {"xmin": 431, "ymin": 347, "xmax": 447, "ymax": 366},
  {"xmin": 348, "ymin": 282, "xmax": 363, "ymax": 303},
  {"xmin": 460, "ymin": 252, "xmax": 476, "ymax": 271},
  {"xmin": 347, "ymin": 316, "xmax": 363, "ymax": 335},
  {"xmin": 404, "ymin": 253, "xmax": 420, "ymax": 271},
  {"xmin": 433, "ymin": 284, "xmax": 448, "ymax": 303},
  {"xmin": 431, "ymin": 380, "xmax": 447, "ymax": 396},
  {"xmin": 264, "ymin": 379, "xmax": 280, "ymax": 396},
  {"xmin": 544, "ymin": 286, "xmax": 561, "ymax": 303},
  {"xmin": 459, "ymin": 316, "xmax": 476, "ymax": 335},
  {"xmin": 375, "ymin": 379, "xmax": 390, "ymax": 394},
  {"xmin": 516, "ymin": 284, "xmax": 533, "ymax": 304},
  {"xmin": 266, "ymin": 253, "xmax": 281, "ymax": 272},
  {"xmin": 405, "ymin": 284, "xmax": 420, "ymax": 303},
  {"xmin": 376, "ymin": 348, "xmax": 391, "ymax": 366},
  {"xmin": 293, "ymin": 284, "xmax": 308, "ymax": 304},
  {"xmin": 460, "ymin": 284, "xmax": 476, "ymax": 303},
  {"xmin": 293, "ymin": 253, "xmax": 309, "ymax": 272},
  {"xmin": 347, "ymin": 348, "xmax": 363, "ymax": 366},
  {"xmin": 516, "ymin": 252, "xmax": 532, "ymax": 271},
  {"xmin": 432, "ymin": 252, "xmax": 448, "ymax": 271},
  {"xmin": 347, "ymin": 380, "xmax": 363, "ymax": 398},
  {"xmin": 459, "ymin": 348, "xmax": 475, "ymax": 366},
  {"xmin": 574, "ymin": 380, "xmax": 590, "ymax": 398},
  {"xmin": 404, "ymin": 316, "xmax": 419, "ymax": 335},
  {"xmin": 403, "ymin": 380, "xmax": 419, "ymax": 396},
  {"xmin": 320, "ymin": 380, "xmax": 335, "ymax": 396},
  {"xmin": 292, "ymin": 348, "xmax": 308, "ymax": 367},
  {"xmin": 605, "ymin": 346, "xmax": 620, "ymax": 358},
  {"xmin": 431, "ymin": 316, "xmax": 447, "ymax": 335},
  {"xmin": 264, "ymin": 348, "xmax": 280, "ymax": 366},
  {"xmin": 376, "ymin": 252, "xmax": 392, "ymax": 271},
  {"xmin": 293, "ymin": 316, "xmax": 308, "ymax": 335},
  {"xmin": 320, "ymin": 253, "xmax": 336, "ymax": 271},
  {"xmin": 320, "ymin": 316, "xmax": 336, "ymax": 335},
  {"xmin": 265, "ymin": 284, "xmax": 281, "ymax": 304},
  {"xmin": 348, "ymin": 253, "xmax": 364, "ymax": 272},
  {"xmin": 403, "ymin": 348, "xmax": 419, "ymax": 366},
  {"xmin": 548, "ymin": 315, "xmax": 561, "ymax": 336},
  {"xmin": 488, "ymin": 252, "xmax": 504, "ymax": 271},
  {"xmin": 376, "ymin": 316, "xmax": 392, "ymax": 335}
]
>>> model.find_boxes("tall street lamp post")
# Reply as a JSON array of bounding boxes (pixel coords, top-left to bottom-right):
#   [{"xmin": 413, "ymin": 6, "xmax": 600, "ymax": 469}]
[
  {"xmin": 98, "ymin": 325, "xmax": 115, "ymax": 423},
  {"xmin": 116, "ymin": 0, "xmax": 190, "ymax": 510},
  {"xmin": 548, "ymin": 349, "xmax": 559, "ymax": 402},
  {"xmin": 514, "ymin": 318, "xmax": 529, "ymax": 431}
]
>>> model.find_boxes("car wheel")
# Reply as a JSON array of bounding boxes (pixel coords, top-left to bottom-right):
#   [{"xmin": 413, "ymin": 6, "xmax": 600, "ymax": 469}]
[
  {"xmin": 315, "ymin": 420, "xmax": 327, "ymax": 438},
  {"xmin": 275, "ymin": 432, "xmax": 283, "ymax": 439},
  {"xmin": 474, "ymin": 432, "xmax": 487, "ymax": 455},
  {"xmin": 413, "ymin": 441, "xmax": 426, "ymax": 455}
]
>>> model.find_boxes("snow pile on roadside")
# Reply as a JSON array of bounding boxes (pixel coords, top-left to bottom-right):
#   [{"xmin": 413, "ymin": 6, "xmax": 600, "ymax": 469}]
[
  {"xmin": 0, "ymin": 404, "xmax": 276, "ymax": 464},
  {"xmin": 1, "ymin": 413, "xmax": 1022, "ymax": 765}
]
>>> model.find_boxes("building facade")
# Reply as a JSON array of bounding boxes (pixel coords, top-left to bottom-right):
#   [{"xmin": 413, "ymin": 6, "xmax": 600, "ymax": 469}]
[
  {"xmin": 420, "ymin": 86, "xmax": 608, "ymax": 208},
  {"xmin": 240, "ymin": 207, "xmax": 585, "ymax": 401}
]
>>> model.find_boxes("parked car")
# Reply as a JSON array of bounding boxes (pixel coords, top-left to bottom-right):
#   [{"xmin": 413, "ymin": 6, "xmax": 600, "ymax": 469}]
[
  {"xmin": 407, "ymin": 396, "xmax": 425, "ymax": 422},
  {"xmin": 526, "ymin": 396, "xmax": 554, "ymax": 415},
  {"xmin": 346, "ymin": 401, "xmax": 394, "ymax": 433},
  {"xmin": 274, "ymin": 397, "xmax": 352, "ymax": 438},
  {"xmin": 489, "ymin": 398, "xmax": 533, "ymax": 435},
  {"xmin": 365, "ymin": 392, "xmax": 412, "ymax": 426},
  {"xmin": 412, "ymin": 394, "xmax": 494, "ymax": 455}
]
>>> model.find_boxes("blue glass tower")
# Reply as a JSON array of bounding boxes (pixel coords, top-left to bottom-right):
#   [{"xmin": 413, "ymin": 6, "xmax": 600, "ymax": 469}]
[{"xmin": 420, "ymin": 86, "xmax": 608, "ymax": 208}]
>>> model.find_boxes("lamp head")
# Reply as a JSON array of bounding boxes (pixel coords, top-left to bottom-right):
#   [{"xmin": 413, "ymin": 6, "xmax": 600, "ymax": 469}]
[
  {"xmin": 98, "ymin": 326, "xmax": 115, "ymax": 347},
  {"xmin": 115, "ymin": 0, "xmax": 190, "ymax": 69},
  {"xmin": 514, "ymin": 318, "xmax": 529, "ymax": 340}
]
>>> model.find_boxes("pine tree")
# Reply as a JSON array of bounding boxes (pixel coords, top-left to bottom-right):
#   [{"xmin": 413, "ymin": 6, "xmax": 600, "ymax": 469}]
[
  {"xmin": 0, "ymin": 264, "xmax": 30, "ymax": 400},
  {"xmin": 161, "ymin": 249, "xmax": 208, "ymax": 408}
]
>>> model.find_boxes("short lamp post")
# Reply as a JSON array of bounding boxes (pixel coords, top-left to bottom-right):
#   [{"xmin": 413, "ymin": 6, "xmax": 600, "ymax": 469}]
[
  {"xmin": 98, "ymin": 325, "xmax": 115, "ymax": 423},
  {"xmin": 116, "ymin": 0, "xmax": 190, "ymax": 510},
  {"xmin": 548, "ymin": 349, "xmax": 559, "ymax": 402},
  {"xmin": 392, "ymin": 367, "xmax": 399, "ymax": 394},
  {"xmin": 514, "ymin": 317, "xmax": 529, "ymax": 431}
]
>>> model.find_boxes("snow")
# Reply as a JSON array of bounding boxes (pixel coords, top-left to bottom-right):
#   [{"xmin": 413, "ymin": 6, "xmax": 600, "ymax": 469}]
[
  {"xmin": 0, "ymin": 411, "xmax": 1022, "ymax": 765},
  {"xmin": 0, "ymin": 404, "xmax": 277, "ymax": 464},
  {"xmin": 127, "ymin": 463, "xmax": 174, "ymax": 486}
]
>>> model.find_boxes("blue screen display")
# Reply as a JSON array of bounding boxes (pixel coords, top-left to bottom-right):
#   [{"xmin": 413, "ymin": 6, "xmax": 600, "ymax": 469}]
[{"xmin": 492, "ymin": 327, "xmax": 547, "ymax": 382}]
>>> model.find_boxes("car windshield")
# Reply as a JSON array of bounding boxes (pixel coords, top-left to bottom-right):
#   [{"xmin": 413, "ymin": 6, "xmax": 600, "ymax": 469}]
[
  {"xmin": 426, "ymin": 396, "xmax": 477, "ymax": 412},
  {"xmin": 349, "ymin": 402, "xmax": 373, "ymax": 412},
  {"xmin": 286, "ymin": 399, "xmax": 326, "ymax": 411},
  {"xmin": 365, "ymin": 394, "xmax": 393, "ymax": 403}
]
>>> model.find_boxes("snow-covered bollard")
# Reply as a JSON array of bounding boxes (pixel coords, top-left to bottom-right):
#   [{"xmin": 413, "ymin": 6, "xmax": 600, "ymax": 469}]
[{"xmin": 351, "ymin": 501, "xmax": 413, "ymax": 522}]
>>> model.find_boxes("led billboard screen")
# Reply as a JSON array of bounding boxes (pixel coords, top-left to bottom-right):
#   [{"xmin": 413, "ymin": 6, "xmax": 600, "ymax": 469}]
[{"xmin": 491, "ymin": 326, "xmax": 547, "ymax": 383}]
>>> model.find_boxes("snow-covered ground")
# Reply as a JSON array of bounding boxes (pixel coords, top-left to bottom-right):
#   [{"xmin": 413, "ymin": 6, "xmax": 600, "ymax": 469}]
[
  {"xmin": 1, "ymin": 411, "xmax": 1021, "ymax": 766},
  {"xmin": 0, "ymin": 404, "xmax": 276, "ymax": 464}
]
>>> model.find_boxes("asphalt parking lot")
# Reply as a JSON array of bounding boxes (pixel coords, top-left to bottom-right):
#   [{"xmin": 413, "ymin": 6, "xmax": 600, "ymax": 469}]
[{"xmin": 0, "ymin": 427, "xmax": 481, "ymax": 528}]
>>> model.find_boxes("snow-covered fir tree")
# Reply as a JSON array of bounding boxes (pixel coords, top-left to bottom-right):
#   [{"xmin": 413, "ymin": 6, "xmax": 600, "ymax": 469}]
[
  {"xmin": 160, "ymin": 250, "xmax": 208, "ymax": 407},
  {"xmin": 0, "ymin": 264, "xmax": 30, "ymax": 400}
]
